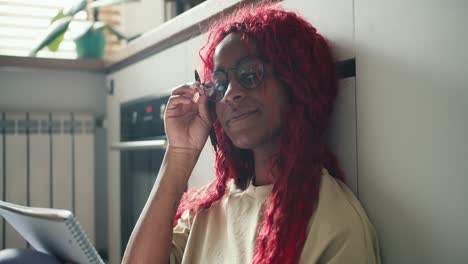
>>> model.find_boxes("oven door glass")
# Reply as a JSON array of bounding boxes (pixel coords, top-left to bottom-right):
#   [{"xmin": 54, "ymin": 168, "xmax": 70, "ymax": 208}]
[{"xmin": 120, "ymin": 148, "xmax": 165, "ymax": 254}]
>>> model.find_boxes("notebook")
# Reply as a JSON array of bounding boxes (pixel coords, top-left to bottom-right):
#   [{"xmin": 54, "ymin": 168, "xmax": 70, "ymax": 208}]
[{"xmin": 0, "ymin": 200, "xmax": 104, "ymax": 264}]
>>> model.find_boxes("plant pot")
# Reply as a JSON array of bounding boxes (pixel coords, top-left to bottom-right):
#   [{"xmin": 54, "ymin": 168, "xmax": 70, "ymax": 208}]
[{"xmin": 75, "ymin": 29, "xmax": 106, "ymax": 59}]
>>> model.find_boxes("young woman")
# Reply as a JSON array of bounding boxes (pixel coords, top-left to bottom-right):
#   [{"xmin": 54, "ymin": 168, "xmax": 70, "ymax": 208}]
[{"xmin": 123, "ymin": 3, "xmax": 380, "ymax": 264}]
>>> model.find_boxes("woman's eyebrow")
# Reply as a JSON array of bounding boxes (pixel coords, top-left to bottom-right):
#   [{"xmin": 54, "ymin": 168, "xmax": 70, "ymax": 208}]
[{"xmin": 213, "ymin": 55, "xmax": 252, "ymax": 72}]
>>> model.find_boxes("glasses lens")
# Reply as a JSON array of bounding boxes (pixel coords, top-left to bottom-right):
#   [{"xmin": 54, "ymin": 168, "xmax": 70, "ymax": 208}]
[
  {"xmin": 205, "ymin": 71, "xmax": 228, "ymax": 102},
  {"xmin": 206, "ymin": 58, "xmax": 265, "ymax": 102},
  {"xmin": 212, "ymin": 71, "xmax": 227, "ymax": 86},
  {"xmin": 237, "ymin": 58, "xmax": 264, "ymax": 89},
  {"xmin": 203, "ymin": 80, "xmax": 227, "ymax": 102}
]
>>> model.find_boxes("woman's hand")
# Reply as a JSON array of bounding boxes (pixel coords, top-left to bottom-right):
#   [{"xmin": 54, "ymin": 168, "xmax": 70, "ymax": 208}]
[
  {"xmin": 164, "ymin": 82, "xmax": 211, "ymax": 152},
  {"xmin": 122, "ymin": 83, "xmax": 209, "ymax": 264}
]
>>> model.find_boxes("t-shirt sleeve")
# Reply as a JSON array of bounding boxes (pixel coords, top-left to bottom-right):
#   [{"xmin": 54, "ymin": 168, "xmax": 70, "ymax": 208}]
[{"xmin": 169, "ymin": 209, "xmax": 193, "ymax": 264}]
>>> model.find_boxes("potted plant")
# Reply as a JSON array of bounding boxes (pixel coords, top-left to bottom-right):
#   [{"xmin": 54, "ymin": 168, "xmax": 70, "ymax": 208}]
[{"xmin": 29, "ymin": 0, "xmax": 139, "ymax": 59}]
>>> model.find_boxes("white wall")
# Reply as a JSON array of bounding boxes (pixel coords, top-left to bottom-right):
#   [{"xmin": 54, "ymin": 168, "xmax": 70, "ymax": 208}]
[
  {"xmin": 355, "ymin": 0, "xmax": 468, "ymax": 263},
  {"xmin": 0, "ymin": 68, "xmax": 105, "ymax": 115},
  {"xmin": 282, "ymin": 0, "xmax": 355, "ymax": 59},
  {"xmin": 0, "ymin": 68, "xmax": 109, "ymax": 254}
]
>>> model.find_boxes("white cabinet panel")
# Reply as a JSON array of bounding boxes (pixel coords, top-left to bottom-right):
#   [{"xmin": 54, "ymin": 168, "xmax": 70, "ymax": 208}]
[
  {"xmin": 326, "ymin": 78, "xmax": 358, "ymax": 195},
  {"xmin": 107, "ymin": 145, "xmax": 120, "ymax": 264},
  {"xmin": 111, "ymin": 38, "xmax": 190, "ymax": 103},
  {"xmin": 184, "ymin": 34, "xmax": 206, "ymax": 81},
  {"xmin": 185, "ymin": 34, "xmax": 216, "ymax": 189},
  {"xmin": 106, "ymin": 75, "xmax": 122, "ymax": 264},
  {"xmin": 355, "ymin": 0, "xmax": 468, "ymax": 263},
  {"xmin": 282, "ymin": 0, "xmax": 354, "ymax": 60},
  {"xmin": 4, "ymin": 113, "xmax": 27, "ymax": 249}
]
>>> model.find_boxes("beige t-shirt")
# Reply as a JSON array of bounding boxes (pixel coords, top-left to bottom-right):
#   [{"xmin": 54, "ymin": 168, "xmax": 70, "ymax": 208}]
[{"xmin": 170, "ymin": 169, "xmax": 380, "ymax": 264}]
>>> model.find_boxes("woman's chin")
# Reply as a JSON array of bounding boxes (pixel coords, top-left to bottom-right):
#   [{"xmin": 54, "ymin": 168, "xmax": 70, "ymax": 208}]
[
  {"xmin": 230, "ymin": 135, "xmax": 258, "ymax": 150},
  {"xmin": 230, "ymin": 132, "xmax": 270, "ymax": 150},
  {"xmin": 229, "ymin": 129, "xmax": 283, "ymax": 151}
]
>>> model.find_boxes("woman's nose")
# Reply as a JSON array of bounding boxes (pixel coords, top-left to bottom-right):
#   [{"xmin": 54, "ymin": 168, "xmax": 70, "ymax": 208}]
[{"xmin": 222, "ymin": 75, "xmax": 246, "ymax": 103}]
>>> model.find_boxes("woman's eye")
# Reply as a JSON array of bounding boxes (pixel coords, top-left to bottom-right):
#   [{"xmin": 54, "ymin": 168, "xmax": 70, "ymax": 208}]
[
  {"xmin": 215, "ymin": 81, "xmax": 228, "ymax": 91},
  {"xmin": 213, "ymin": 79, "xmax": 225, "ymax": 87},
  {"xmin": 240, "ymin": 73, "xmax": 259, "ymax": 86},
  {"xmin": 242, "ymin": 72, "xmax": 258, "ymax": 80}
]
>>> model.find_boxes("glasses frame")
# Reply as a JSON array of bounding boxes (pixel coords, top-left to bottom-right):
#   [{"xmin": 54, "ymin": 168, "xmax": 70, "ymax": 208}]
[{"xmin": 202, "ymin": 56, "xmax": 266, "ymax": 102}]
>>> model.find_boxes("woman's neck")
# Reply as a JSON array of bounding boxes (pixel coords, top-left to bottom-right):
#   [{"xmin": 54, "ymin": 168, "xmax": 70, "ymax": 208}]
[{"xmin": 252, "ymin": 143, "xmax": 279, "ymax": 186}]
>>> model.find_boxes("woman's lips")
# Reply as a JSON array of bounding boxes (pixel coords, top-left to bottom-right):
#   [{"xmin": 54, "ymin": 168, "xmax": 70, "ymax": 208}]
[{"xmin": 227, "ymin": 110, "xmax": 259, "ymax": 126}]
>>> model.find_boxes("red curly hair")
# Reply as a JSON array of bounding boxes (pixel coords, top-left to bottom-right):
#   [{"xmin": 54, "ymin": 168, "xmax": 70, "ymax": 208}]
[{"xmin": 175, "ymin": 2, "xmax": 345, "ymax": 263}]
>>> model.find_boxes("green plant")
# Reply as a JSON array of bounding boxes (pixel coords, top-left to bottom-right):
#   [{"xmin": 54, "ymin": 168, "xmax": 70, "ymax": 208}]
[{"xmin": 29, "ymin": 0, "xmax": 139, "ymax": 59}]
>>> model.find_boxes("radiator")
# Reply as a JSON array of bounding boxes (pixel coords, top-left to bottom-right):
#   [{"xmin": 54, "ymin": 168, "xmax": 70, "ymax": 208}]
[{"xmin": 0, "ymin": 112, "xmax": 95, "ymax": 250}]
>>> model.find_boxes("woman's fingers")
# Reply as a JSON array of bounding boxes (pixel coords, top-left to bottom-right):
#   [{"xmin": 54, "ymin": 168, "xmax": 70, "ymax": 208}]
[
  {"xmin": 171, "ymin": 82, "xmax": 199, "ymax": 97},
  {"xmin": 166, "ymin": 82, "xmax": 210, "ymax": 123},
  {"xmin": 164, "ymin": 83, "xmax": 211, "ymax": 150},
  {"xmin": 166, "ymin": 94, "xmax": 192, "ymax": 110}
]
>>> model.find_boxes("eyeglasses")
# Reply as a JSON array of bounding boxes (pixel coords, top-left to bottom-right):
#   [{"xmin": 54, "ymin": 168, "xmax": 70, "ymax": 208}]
[{"xmin": 202, "ymin": 57, "xmax": 265, "ymax": 102}]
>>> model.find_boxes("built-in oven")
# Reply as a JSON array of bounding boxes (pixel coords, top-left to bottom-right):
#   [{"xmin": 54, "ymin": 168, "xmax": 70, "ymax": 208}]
[{"xmin": 111, "ymin": 95, "xmax": 170, "ymax": 255}]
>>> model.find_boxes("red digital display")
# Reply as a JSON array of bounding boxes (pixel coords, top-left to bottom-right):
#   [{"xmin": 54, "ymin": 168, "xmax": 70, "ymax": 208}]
[{"xmin": 146, "ymin": 105, "xmax": 153, "ymax": 113}]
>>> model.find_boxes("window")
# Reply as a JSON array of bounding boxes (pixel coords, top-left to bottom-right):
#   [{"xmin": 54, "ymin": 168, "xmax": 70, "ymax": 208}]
[{"xmin": 0, "ymin": 0, "xmax": 122, "ymax": 59}]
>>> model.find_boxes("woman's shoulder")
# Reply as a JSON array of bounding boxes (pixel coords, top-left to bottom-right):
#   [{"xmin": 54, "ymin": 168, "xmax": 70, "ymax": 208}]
[
  {"xmin": 301, "ymin": 169, "xmax": 381, "ymax": 263},
  {"xmin": 315, "ymin": 169, "xmax": 373, "ymax": 232}
]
